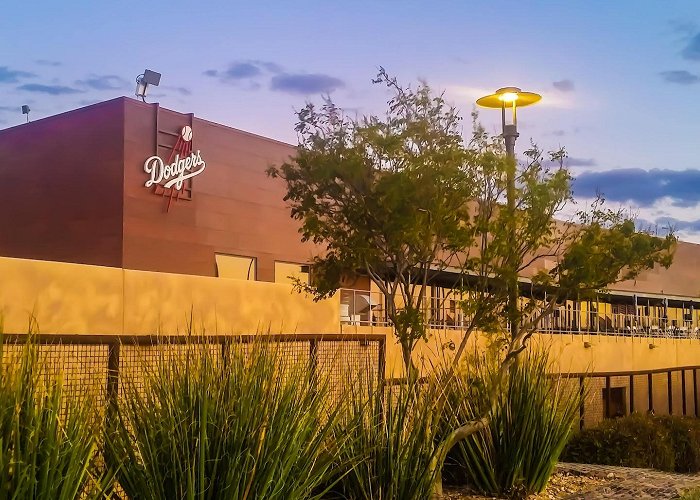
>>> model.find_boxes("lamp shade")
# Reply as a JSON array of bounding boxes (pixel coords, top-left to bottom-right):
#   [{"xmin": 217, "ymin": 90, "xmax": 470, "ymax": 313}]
[{"xmin": 476, "ymin": 87, "xmax": 542, "ymax": 109}]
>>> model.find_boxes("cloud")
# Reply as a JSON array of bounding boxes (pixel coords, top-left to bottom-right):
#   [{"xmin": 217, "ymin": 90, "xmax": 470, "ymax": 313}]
[
  {"xmin": 0, "ymin": 106, "xmax": 20, "ymax": 113},
  {"xmin": 211, "ymin": 62, "xmax": 261, "ymax": 80},
  {"xmin": 573, "ymin": 168, "xmax": 700, "ymax": 207},
  {"xmin": 270, "ymin": 73, "xmax": 345, "ymax": 95},
  {"xmin": 670, "ymin": 20, "xmax": 697, "ymax": 37},
  {"xmin": 162, "ymin": 85, "xmax": 192, "ymax": 96},
  {"xmin": 17, "ymin": 83, "xmax": 83, "ymax": 95},
  {"xmin": 659, "ymin": 70, "xmax": 699, "ymax": 85},
  {"xmin": 205, "ymin": 60, "xmax": 342, "ymax": 95},
  {"xmin": 550, "ymin": 129, "xmax": 566, "ymax": 137},
  {"xmin": 653, "ymin": 217, "xmax": 700, "ymax": 233},
  {"xmin": 76, "ymin": 74, "xmax": 130, "ymax": 90},
  {"xmin": 552, "ymin": 79, "xmax": 575, "ymax": 92},
  {"xmin": 543, "ymin": 156, "xmax": 595, "ymax": 169},
  {"xmin": 567, "ymin": 157, "xmax": 596, "ymax": 167},
  {"xmin": 0, "ymin": 66, "xmax": 36, "ymax": 83},
  {"xmin": 682, "ymin": 32, "xmax": 700, "ymax": 60},
  {"xmin": 204, "ymin": 60, "xmax": 282, "ymax": 84},
  {"xmin": 35, "ymin": 59, "xmax": 61, "ymax": 67}
]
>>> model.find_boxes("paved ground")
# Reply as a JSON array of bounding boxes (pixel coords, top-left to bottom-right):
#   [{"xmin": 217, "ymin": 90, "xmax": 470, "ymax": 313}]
[{"xmin": 556, "ymin": 463, "xmax": 700, "ymax": 499}]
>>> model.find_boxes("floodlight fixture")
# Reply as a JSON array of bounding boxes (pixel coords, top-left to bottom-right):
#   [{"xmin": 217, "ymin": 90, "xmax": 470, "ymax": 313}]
[
  {"xmin": 21, "ymin": 105, "xmax": 30, "ymax": 123},
  {"xmin": 135, "ymin": 69, "xmax": 162, "ymax": 102}
]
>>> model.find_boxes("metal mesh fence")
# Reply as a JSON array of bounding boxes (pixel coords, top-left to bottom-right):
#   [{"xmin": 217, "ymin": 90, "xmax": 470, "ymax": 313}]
[{"xmin": 0, "ymin": 333, "xmax": 386, "ymax": 419}]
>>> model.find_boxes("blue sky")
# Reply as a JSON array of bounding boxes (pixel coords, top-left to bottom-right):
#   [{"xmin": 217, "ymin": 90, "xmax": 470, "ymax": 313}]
[{"xmin": 2, "ymin": 0, "xmax": 700, "ymax": 241}]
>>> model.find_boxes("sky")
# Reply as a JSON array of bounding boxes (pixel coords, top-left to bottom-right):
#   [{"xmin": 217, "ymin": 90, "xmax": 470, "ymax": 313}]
[{"xmin": 2, "ymin": 0, "xmax": 700, "ymax": 242}]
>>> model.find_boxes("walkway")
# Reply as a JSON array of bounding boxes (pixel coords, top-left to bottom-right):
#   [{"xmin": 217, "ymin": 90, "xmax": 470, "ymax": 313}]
[{"xmin": 556, "ymin": 463, "xmax": 700, "ymax": 499}]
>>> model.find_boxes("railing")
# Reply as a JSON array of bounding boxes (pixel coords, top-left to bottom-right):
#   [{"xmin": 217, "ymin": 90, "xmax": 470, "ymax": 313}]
[
  {"xmin": 563, "ymin": 365, "xmax": 700, "ymax": 429},
  {"xmin": 0, "ymin": 333, "xmax": 386, "ymax": 416},
  {"xmin": 339, "ymin": 288, "xmax": 700, "ymax": 338}
]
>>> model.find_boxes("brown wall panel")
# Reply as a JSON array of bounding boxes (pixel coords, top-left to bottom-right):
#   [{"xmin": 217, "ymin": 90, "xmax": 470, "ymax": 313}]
[
  {"xmin": 0, "ymin": 100, "xmax": 124, "ymax": 267},
  {"xmin": 2, "ymin": 96, "xmax": 698, "ymax": 299},
  {"xmin": 121, "ymin": 100, "xmax": 314, "ymax": 281}
]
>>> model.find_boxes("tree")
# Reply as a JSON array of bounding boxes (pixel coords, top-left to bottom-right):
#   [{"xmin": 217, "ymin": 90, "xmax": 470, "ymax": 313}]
[
  {"xmin": 269, "ymin": 69, "xmax": 676, "ymax": 374},
  {"xmin": 429, "ymin": 127, "xmax": 676, "ymax": 496},
  {"xmin": 268, "ymin": 69, "xmax": 476, "ymax": 378},
  {"xmin": 269, "ymin": 70, "xmax": 676, "ymax": 497}
]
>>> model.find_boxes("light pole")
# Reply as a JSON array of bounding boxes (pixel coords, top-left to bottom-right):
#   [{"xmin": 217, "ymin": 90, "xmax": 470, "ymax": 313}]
[{"xmin": 476, "ymin": 87, "xmax": 541, "ymax": 339}]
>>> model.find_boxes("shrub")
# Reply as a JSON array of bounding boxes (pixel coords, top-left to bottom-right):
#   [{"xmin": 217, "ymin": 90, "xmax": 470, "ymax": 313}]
[
  {"xmin": 0, "ymin": 337, "xmax": 106, "ymax": 499},
  {"xmin": 656, "ymin": 415, "xmax": 700, "ymax": 473},
  {"xmin": 327, "ymin": 376, "xmax": 445, "ymax": 500},
  {"xmin": 563, "ymin": 413, "xmax": 700, "ymax": 473},
  {"xmin": 438, "ymin": 350, "xmax": 581, "ymax": 498},
  {"xmin": 562, "ymin": 413, "xmax": 674, "ymax": 470},
  {"xmin": 106, "ymin": 340, "xmax": 341, "ymax": 500}
]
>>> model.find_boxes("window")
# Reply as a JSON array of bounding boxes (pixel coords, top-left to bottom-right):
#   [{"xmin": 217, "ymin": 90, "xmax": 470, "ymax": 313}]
[
  {"xmin": 215, "ymin": 254, "xmax": 256, "ymax": 280},
  {"xmin": 274, "ymin": 262, "xmax": 310, "ymax": 285},
  {"xmin": 603, "ymin": 387, "xmax": 627, "ymax": 418}
]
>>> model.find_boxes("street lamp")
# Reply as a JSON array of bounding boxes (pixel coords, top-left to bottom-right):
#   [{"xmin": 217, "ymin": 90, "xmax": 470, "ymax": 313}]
[
  {"xmin": 476, "ymin": 87, "xmax": 541, "ymax": 159},
  {"xmin": 476, "ymin": 87, "xmax": 541, "ymax": 338}
]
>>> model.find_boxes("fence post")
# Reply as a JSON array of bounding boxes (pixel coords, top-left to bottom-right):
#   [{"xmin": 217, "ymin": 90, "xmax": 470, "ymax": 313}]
[
  {"xmin": 695, "ymin": 369, "xmax": 698, "ymax": 417},
  {"xmin": 629, "ymin": 374, "xmax": 635, "ymax": 414},
  {"xmin": 378, "ymin": 337, "xmax": 387, "ymax": 424},
  {"xmin": 106, "ymin": 341, "xmax": 120, "ymax": 427},
  {"xmin": 378, "ymin": 336, "xmax": 386, "ymax": 385},
  {"xmin": 579, "ymin": 376, "xmax": 585, "ymax": 430},
  {"xmin": 668, "ymin": 371, "xmax": 673, "ymax": 415},
  {"xmin": 605, "ymin": 376, "xmax": 611, "ymax": 418},
  {"xmin": 309, "ymin": 338, "xmax": 319, "ymax": 391},
  {"xmin": 682, "ymin": 369, "xmax": 687, "ymax": 416},
  {"xmin": 221, "ymin": 341, "xmax": 230, "ymax": 369},
  {"xmin": 648, "ymin": 373, "xmax": 654, "ymax": 413}
]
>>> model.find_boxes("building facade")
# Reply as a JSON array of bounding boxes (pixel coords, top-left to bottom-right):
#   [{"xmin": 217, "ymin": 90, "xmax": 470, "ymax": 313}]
[{"xmin": 1, "ymin": 97, "xmax": 699, "ymax": 337}]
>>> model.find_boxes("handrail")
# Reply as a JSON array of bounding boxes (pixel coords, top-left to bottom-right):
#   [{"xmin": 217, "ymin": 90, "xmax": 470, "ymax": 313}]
[{"xmin": 0, "ymin": 332, "xmax": 388, "ymax": 345}]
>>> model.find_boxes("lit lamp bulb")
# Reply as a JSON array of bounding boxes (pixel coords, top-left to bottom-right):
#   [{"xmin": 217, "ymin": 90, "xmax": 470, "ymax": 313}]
[{"xmin": 499, "ymin": 92, "xmax": 519, "ymax": 103}]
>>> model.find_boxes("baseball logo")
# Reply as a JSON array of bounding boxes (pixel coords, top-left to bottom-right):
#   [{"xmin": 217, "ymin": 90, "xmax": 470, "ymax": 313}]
[{"xmin": 181, "ymin": 125, "xmax": 193, "ymax": 142}]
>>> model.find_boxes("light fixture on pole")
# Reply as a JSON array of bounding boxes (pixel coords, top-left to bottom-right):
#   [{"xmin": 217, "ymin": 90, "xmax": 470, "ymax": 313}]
[
  {"xmin": 476, "ymin": 86, "xmax": 541, "ymax": 339},
  {"xmin": 476, "ymin": 87, "xmax": 541, "ymax": 159},
  {"xmin": 135, "ymin": 69, "xmax": 162, "ymax": 102},
  {"xmin": 21, "ymin": 105, "xmax": 30, "ymax": 123}
]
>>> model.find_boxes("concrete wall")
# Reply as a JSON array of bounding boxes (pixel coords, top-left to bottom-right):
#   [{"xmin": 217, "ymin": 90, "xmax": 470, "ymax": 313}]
[
  {"xmin": 0, "ymin": 256, "xmax": 338, "ymax": 336},
  {"xmin": 4, "ymin": 255, "xmax": 700, "ymax": 387},
  {"xmin": 341, "ymin": 324, "xmax": 700, "ymax": 379}
]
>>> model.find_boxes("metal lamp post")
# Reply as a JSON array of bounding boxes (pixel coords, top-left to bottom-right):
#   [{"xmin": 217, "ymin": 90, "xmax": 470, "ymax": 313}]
[{"xmin": 476, "ymin": 87, "xmax": 542, "ymax": 338}]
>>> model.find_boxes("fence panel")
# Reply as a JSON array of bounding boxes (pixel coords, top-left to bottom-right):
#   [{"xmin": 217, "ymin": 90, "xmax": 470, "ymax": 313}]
[{"xmin": 1, "ymin": 333, "xmax": 386, "ymax": 419}]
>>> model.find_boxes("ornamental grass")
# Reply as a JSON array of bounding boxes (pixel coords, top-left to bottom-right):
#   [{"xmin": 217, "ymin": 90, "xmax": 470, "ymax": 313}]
[
  {"xmin": 0, "ymin": 333, "xmax": 108, "ymax": 499},
  {"xmin": 106, "ymin": 340, "xmax": 343, "ymax": 500},
  {"xmin": 325, "ymin": 373, "xmax": 445, "ymax": 500},
  {"xmin": 438, "ymin": 350, "xmax": 581, "ymax": 498}
]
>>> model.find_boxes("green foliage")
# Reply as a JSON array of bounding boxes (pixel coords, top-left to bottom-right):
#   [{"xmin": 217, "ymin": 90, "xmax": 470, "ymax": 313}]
[
  {"xmin": 327, "ymin": 377, "xmax": 445, "ymax": 500},
  {"xmin": 544, "ymin": 200, "xmax": 677, "ymax": 301},
  {"xmin": 681, "ymin": 487, "xmax": 700, "ymax": 500},
  {"xmin": 268, "ymin": 69, "xmax": 477, "ymax": 372},
  {"xmin": 0, "ymin": 338, "xmax": 105, "ymax": 499},
  {"xmin": 438, "ymin": 350, "xmax": 580, "ymax": 497},
  {"xmin": 561, "ymin": 413, "xmax": 700, "ymax": 472},
  {"xmin": 269, "ymin": 70, "xmax": 677, "ymax": 377},
  {"xmin": 655, "ymin": 415, "xmax": 700, "ymax": 473},
  {"xmin": 106, "ymin": 341, "xmax": 341, "ymax": 500}
]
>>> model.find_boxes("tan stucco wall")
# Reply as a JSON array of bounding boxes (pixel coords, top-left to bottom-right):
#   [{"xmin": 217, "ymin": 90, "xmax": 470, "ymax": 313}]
[
  {"xmin": 343, "ymin": 325, "xmax": 700, "ymax": 379},
  {"xmin": 4, "ymin": 255, "xmax": 700, "ymax": 384},
  {"xmin": 0, "ymin": 256, "xmax": 338, "ymax": 336}
]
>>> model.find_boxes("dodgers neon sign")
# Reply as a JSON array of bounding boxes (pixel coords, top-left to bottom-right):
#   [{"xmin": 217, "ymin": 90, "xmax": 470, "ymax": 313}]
[{"xmin": 143, "ymin": 126, "xmax": 206, "ymax": 191}]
